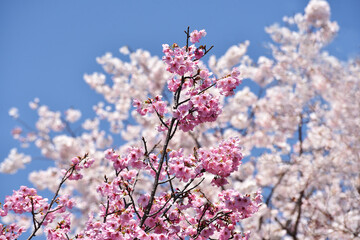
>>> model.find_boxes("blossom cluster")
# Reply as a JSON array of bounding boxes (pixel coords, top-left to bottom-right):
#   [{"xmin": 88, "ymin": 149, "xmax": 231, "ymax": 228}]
[
  {"xmin": 216, "ymin": 68, "xmax": 242, "ymax": 96},
  {"xmin": 1, "ymin": 186, "xmax": 49, "ymax": 217},
  {"xmin": 45, "ymin": 215, "xmax": 71, "ymax": 240},
  {"xmin": 219, "ymin": 189, "xmax": 262, "ymax": 219},
  {"xmin": 63, "ymin": 155, "xmax": 95, "ymax": 180},
  {"xmin": 167, "ymin": 137, "xmax": 243, "ymax": 187},
  {"xmin": 0, "ymin": 148, "xmax": 31, "ymax": 174},
  {"xmin": 174, "ymin": 93, "xmax": 222, "ymax": 132},
  {"xmin": 0, "ymin": 186, "xmax": 74, "ymax": 229},
  {"xmin": 198, "ymin": 138, "xmax": 243, "ymax": 186},
  {"xmin": 105, "ymin": 146, "xmax": 144, "ymax": 171},
  {"xmin": 133, "ymin": 95, "xmax": 168, "ymax": 117},
  {"xmin": 168, "ymin": 148, "xmax": 200, "ymax": 182},
  {"xmin": 135, "ymin": 29, "xmax": 243, "ymax": 132},
  {"xmin": 190, "ymin": 29, "xmax": 207, "ymax": 43},
  {"xmin": 0, "ymin": 222, "xmax": 25, "ymax": 240},
  {"xmin": 0, "ymin": 154, "xmax": 94, "ymax": 239},
  {"xmin": 162, "ymin": 43, "xmax": 198, "ymax": 76}
]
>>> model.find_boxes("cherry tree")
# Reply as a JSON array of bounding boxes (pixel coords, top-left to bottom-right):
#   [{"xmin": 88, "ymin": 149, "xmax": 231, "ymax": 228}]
[
  {"xmin": 207, "ymin": 0, "xmax": 359, "ymax": 238},
  {"xmin": 1, "ymin": 27, "xmax": 262, "ymax": 239},
  {"xmin": 1, "ymin": 0, "xmax": 359, "ymax": 239}
]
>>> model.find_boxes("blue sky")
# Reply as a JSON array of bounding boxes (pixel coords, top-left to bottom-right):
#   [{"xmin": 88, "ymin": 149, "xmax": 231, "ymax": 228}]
[{"xmin": 0, "ymin": 0, "xmax": 359, "ymax": 238}]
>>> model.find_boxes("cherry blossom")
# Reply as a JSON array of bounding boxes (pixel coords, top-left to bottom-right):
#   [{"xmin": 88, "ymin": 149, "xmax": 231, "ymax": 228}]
[{"xmin": 1, "ymin": 1, "xmax": 359, "ymax": 239}]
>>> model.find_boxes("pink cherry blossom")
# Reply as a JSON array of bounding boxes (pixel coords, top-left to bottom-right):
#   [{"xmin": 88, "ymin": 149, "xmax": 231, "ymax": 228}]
[{"xmin": 190, "ymin": 29, "xmax": 207, "ymax": 43}]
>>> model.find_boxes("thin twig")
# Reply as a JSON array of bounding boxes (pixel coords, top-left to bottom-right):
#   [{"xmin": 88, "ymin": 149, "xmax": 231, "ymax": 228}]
[{"xmin": 185, "ymin": 26, "xmax": 190, "ymax": 52}]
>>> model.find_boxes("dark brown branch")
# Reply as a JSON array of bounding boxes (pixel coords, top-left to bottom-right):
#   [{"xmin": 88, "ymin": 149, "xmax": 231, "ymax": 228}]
[
  {"xmin": 185, "ymin": 26, "xmax": 190, "ymax": 52},
  {"xmin": 154, "ymin": 108, "xmax": 169, "ymax": 129},
  {"xmin": 103, "ymin": 198, "xmax": 110, "ymax": 223},
  {"xmin": 298, "ymin": 114, "xmax": 303, "ymax": 156},
  {"xmin": 204, "ymin": 45, "xmax": 214, "ymax": 55},
  {"xmin": 293, "ymin": 190, "xmax": 305, "ymax": 239},
  {"xmin": 140, "ymin": 118, "xmax": 176, "ymax": 227},
  {"xmin": 158, "ymin": 176, "xmax": 176, "ymax": 184},
  {"xmin": 125, "ymin": 185, "xmax": 141, "ymax": 219}
]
